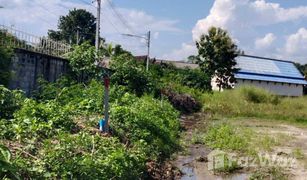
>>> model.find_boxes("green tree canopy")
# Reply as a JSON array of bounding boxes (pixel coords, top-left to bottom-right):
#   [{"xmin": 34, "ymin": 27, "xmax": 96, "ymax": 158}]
[
  {"xmin": 48, "ymin": 9, "xmax": 102, "ymax": 45},
  {"xmin": 295, "ymin": 63, "xmax": 307, "ymax": 79},
  {"xmin": 0, "ymin": 32, "xmax": 13, "ymax": 87},
  {"xmin": 68, "ymin": 42, "xmax": 99, "ymax": 82},
  {"xmin": 196, "ymin": 27, "xmax": 240, "ymax": 91}
]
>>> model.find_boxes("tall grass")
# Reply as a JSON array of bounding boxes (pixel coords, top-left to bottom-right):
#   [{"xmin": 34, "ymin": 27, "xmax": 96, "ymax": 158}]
[{"xmin": 202, "ymin": 86, "xmax": 307, "ymax": 123}]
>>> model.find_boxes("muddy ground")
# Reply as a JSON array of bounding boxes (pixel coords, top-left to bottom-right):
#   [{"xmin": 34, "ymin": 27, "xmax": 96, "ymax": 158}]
[{"xmin": 172, "ymin": 114, "xmax": 307, "ymax": 180}]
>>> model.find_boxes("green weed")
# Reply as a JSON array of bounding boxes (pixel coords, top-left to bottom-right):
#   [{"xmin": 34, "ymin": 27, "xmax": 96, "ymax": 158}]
[
  {"xmin": 202, "ymin": 86, "xmax": 307, "ymax": 124},
  {"xmin": 204, "ymin": 124, "xmax": 250, "ymax": 152},
  {"xmin": 292, "ymin": 148, "xmax": 304, "ymax": 159},
  {"xmin": 249, "ymin": 167, "xmax": 288, "ymax": 180}
]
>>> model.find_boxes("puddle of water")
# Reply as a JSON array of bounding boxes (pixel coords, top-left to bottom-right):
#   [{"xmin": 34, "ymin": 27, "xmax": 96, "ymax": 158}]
[
  {"xmin": 175, "ymin": 156, "xmax": 249, "ymax": 180},
  {"xmin": 176, "ymin": 156, "xmax": 197, "ymax": 180},
  {"xmin": 181, "ymin": 166, "xmax": 196, "ymax": 180}
]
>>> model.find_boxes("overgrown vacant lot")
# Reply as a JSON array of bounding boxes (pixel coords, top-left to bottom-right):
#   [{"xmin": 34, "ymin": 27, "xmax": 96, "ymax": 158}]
[
  {"xmin": 202, "ymin": 86, "xmax": 307, "ymax": 123},
  {"xmin": 178, "ymin": 87, "xmax": 307, "ymax": 180}
]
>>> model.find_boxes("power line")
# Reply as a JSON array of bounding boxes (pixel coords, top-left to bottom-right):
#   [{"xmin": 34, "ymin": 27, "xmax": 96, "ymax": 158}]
[
  {"xmin": 104, "ymin": 0, "xmax": 135, "ymax": 34},
  {"xmin": 75, "ymin": 0, "xmax": 123, "ymax": 34},
  {"xmin": 36, "ymin": 3, "xmax": 58, "ymax": 17}
]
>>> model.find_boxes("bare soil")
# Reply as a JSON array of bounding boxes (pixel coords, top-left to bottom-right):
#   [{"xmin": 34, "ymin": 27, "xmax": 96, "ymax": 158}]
[{"xmin": 172, "ymin": 115, "xmax": 307, "ymax": 180}]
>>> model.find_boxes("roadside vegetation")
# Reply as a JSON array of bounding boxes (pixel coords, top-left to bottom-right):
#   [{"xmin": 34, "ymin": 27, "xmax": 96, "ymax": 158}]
[
  {"xmin": 1, "ymin": 20, "xmax": 307, "ymax": 180},
  {"xmin": 0, "ymin": 37, "xmax": 211, "ymax": 179},
  {"xmin": 188, "ymin": 87, "xmax": 307, "ymax": 179}
]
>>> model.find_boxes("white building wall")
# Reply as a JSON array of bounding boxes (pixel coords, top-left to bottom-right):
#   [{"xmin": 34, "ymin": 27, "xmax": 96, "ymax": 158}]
[{"xmin": 235, "ymin": 79, "xmax": 304, "ymax": 96}]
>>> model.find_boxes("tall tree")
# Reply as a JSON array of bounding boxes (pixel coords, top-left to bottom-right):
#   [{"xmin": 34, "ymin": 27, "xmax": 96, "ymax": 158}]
[
  {"xmin": 196, "ymin": 27, "xmax": 240, "ymax": 91},
  {"xmin": 294, "ymin": 63, "xmax": 307, "ymax": 80},
  {"xmin": 48, "ymin": 9, "xmax": 101, "ymax": 45}
]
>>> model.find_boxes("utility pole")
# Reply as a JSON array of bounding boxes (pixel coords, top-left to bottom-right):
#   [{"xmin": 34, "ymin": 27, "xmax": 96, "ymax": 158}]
[
  {"xmin": 122, "ymin": 31, "xmax": 151, "ymax": 71},
  {"xmin": 94, "ymin": 0, "xmax": 110, "ymax": 134},
  {"xmin": 76, "ymin": 27, "xmax": 80, "ymax": 45},
  {"xmin": 95, "ymin": 0, "xmax": 101, "ymax": 53},
  {"xmin": 146, "ymin": 31, "xmax": 151, "ymax": 71}
]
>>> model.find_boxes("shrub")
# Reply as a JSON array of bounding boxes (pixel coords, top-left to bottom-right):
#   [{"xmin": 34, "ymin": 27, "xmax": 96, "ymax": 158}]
[
  {"xmin": 38, "ymin": 132, "xmax": 146, "ymax": 179},
  {"xmin": 34, "ymin": 76, "xmax": 76, "ymax": 101},
  {"xmin": 0, "ymin": 36, "xmax": 13, "ymax": 87},
  {"xmin": 36, "ymin": 78, "xmax": 105, "ymax": 114},
  {"xmin": 0, "ymin": 85, "xmax": 24, "ymax": 119},
  {"xmin": 68, "ymin": 42, "xmax": 100, "ymax": 82},
  {"xmin": 110, "ymin": 94, "xmax": 180, "ymax": 158},
  {"xmin": 110, "ymin": 54, "xmax": 154, "ymax": 96},
  {"xmin": 179, "ymin": 68, "xmax": 211, "ymax": 91},
  {"xmin": 0, "ymin": 144, "xmax": 19, "ymax": 180},
  {"xmin": 240, "ymin": 86, "xmax": 280, "ymax": 104},
  {"xmin": 11, "ymin": 99, "xmax": 76, "ymax": 140}
]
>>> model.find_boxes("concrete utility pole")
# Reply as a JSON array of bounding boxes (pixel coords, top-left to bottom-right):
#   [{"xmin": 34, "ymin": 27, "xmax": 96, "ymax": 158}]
[
  {"xmin": 95, "ymin": 0, "xmax": 101, "ymax": 53},
  {"xmin": 146, "ymin": 31, "xmax": 151, "ymax": 71},
  {"xmin": 122, "ymin": 31, "xmax": 151, "ymax": 71}
]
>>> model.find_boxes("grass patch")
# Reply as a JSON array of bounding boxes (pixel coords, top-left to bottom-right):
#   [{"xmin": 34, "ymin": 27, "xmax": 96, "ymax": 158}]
[
  {"xmin": 292, "ymin": 148, "xmax": 304, "ymax": 160},
  {"xmin": 202, "ymin": 86, "xmax": 307, "ymax": 124},
  {"xmin": 195, "ymin": 121, "xmax": 281, "ymax": 156},
  {"xmin": 249, "ymin": 167, "xmax": 288, "ymax": 180},
  {"xmin": 191, "ymin": 129, "xmax": 205, "ymax": 144},
  {"xmin": 204, "ymin": 123, "xmax": 251, "ymax": 152}
]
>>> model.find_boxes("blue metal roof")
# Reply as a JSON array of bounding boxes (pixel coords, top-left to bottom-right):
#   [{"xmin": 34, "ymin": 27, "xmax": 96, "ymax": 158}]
[{"xmin": 235, "ymin": 55, "xmax": 307, "ymax": 85}]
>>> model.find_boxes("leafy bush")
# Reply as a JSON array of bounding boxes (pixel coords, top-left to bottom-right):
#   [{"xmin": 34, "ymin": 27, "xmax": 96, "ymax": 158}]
[
  {"xmin": 0, "ymin": 144, "xmax": 19, "ymax": 179},
  {"xmin": 110, "ymin": 54, "xmax": 154, "ymax": 96},
  {"xmin": 11, "ymin": 99, "xmax": 76, "ymax": 140},
  {"xmin": 0, "ymin": 85, "xmax": 24, "ymax": 119},
  {"xmin": 240, "ymin": 86, "xmax": 280, "ymax": 104},
  {"xmin": 36, "ymin": 132, "xmax": 146, "ymax": 179},
  {"xmin": 34, "ymin": 76, "xmax": 76, "ymax": 101},
  {"xmin": 111, "ymin": 94, "xmax": 180, "ymax": 158},
  {"xmin": 178, "ymin": 68, "xmax": 211, "ymax": 91},
  {"xmin": 68, "ymin": 42, "xmax": 100, "ymax": 81},
  {"xmin": 0, "ymin": 35, "xmax": 13, "ymax": 87},
  {"xmin": 36, "ymin": 78, "xmax": 105, "ymax": 114}
]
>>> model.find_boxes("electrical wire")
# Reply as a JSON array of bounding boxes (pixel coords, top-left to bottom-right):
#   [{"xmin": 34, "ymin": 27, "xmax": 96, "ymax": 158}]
[
  {"xmin": 104, "ymin": 0, "xmax": 135, "ymax": 34},
  {"xmin": 75, "ymin": 0, "xmax": 123, "ymax": 34}
]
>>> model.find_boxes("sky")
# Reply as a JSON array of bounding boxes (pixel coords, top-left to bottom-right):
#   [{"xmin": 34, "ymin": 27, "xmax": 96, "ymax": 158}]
[{"xmin": 1, "ymin": 0, "xmax": 307, "ymax": 64}]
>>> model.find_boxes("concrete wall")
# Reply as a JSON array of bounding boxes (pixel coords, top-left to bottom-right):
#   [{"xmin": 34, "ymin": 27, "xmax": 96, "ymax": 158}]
[
  {"xmin": 235, "ymin": 79, "xmax": 304, "ymax": 96},
  {"xmin": 9, "ymin": 49, "xmax": 69, "ymax": 96}
]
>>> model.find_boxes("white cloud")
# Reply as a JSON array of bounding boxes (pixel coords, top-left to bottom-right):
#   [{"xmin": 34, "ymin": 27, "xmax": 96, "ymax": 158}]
[
  {"xmin": 0, "ymin": 0, "xmax": 180, "ymax": 56},
  {"xmin": 282, "ymin": 28, "xmax": 307, "ymax": 63},
  {"xmin": 192, "ymin": 0, "xmax": 307, "ymax": 41},
  {"xmin": 153, "ymin": 32, "xmax": 159, "ymax": 39},
  {"xmin": 162, "ymin": 43, "xmax": 197, "ymax": 61},
  {"xmin": 255, "ymin": 33, "xmax": 276, "ymax": 49},
  {"xmin": 120, "ymin": 9, "xmax": 180, "ymax": 33}
]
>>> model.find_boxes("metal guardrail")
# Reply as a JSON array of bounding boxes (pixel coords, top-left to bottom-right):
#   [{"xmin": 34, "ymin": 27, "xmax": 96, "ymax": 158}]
[{"xmin": 0, "ymin": 25, "xmax": 71, "ymax": 58}]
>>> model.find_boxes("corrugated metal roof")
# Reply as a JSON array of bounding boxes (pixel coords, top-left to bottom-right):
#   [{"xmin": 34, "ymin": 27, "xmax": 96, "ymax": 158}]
[
  {"xmin": 235, "ymin": 73, "xmax": 307, "ymax": 85},
  {"xmin": 235, "ymin": 55, "xmax": 307, "ymax": 85}
]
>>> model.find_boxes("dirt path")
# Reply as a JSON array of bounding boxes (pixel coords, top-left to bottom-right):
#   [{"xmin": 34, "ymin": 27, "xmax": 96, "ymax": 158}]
[
  {"xmin": 173, "ymin": 114, "xmax": 248, "ymax": 180},
  {"xmin": 173, "ymin": 116, "xmax": 307, "ymax": 180}
]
